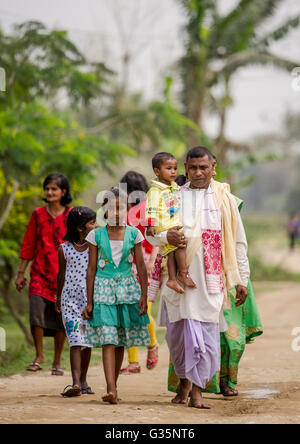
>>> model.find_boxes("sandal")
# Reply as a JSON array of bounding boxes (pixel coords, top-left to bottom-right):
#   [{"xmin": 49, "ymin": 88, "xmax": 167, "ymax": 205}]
[
  {"xmin": 61, "ymin": 385, "xmax": 81, "ymax": 398},
  {"xmin": 52, "ymin": 367, "xmax": 64, "ymax": 376},
  {"xmin": 27, "ymin": 362, "xmax": 43, "ymax": 372},
  {"xmin": 120, "ymin": 364, "xmax": 141, "ymax": 375},
  {"xmin": 146, "ymin": 345, "xmax": 159, "ymax": 370},
  {"xmin": 81, "ymin": 386, "xmax": 95, "ymax": 395},
  {"xmin": 220, "ymin": 381, "xmax": 239, "ymax": 397}
]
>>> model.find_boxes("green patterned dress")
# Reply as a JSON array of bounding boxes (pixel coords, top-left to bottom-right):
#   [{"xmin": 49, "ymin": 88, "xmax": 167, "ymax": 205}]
[
  {"xmin": 85, "ymin": 225, "xmax": 151, "ymax": 348},
  {"xmin": 168, "ymin": 197, "xmax": 263, "ymax": 393}
]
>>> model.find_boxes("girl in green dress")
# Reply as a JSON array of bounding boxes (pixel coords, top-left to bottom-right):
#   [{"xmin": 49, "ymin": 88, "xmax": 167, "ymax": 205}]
[{"xmin": 83, "ymin": 188, "xmax": 150, "ymax": 404}]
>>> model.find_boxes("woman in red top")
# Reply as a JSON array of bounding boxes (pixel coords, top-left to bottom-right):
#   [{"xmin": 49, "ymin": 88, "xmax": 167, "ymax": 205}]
[{"xmin": 15, "ymin": 174, "xmax": 73, "ymax": 374}]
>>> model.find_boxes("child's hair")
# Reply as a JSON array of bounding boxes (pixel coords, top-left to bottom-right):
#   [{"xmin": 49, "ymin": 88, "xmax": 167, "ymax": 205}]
[
  {"xmin": 120, "ymin": 171, "xmax": 149, "ymax": 195},
  {"xmin": 185, "ymin": 146, "xmax": 215, "ymax": 162},
  {"xmin": 152, "ymin": 152, "xmax": 176, "ymax": 170},
  {"xmin": 102, "ymin": 187, "xmax": 128, "ymax": 207},
  {"xmin": 102, "ymin": 187, "xmax": 129, "ymax": 220},
  {"xmin": 175, "ymin": 175, "xmax": 188, "ymax": 187},
  {"xmin": 43, "ymin": 173, "xmax": 73, "ymax": 206},
  {"xmin": 64, "ymin": 206, "xmax": 96, "ymax": 243}
]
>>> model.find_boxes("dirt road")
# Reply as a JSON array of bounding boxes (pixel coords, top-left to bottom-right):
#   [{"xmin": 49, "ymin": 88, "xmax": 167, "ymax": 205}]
[{"xmin": 0, "ymin": 281, "xmax": 300, "ymax": 424}]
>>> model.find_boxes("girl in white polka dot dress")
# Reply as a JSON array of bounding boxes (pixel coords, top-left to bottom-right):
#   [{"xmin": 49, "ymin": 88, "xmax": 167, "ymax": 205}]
[{"xmin": 56, "ymin": 207, "xmax": 97, "ymax": 397}]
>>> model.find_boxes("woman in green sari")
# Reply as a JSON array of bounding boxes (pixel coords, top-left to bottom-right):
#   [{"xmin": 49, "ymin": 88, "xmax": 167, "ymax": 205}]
[{"xmin": 168, "ymin": 196, "xmax": 263, "ymax": 396}]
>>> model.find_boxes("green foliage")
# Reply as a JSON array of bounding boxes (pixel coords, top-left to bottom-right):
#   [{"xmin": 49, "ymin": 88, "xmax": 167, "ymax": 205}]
[
  {"xmin": 0, "ymin": 21, "xmax": 137, "ymax": 346},
  {"xmin": 177, "ymin": 0, "xmax": 300, "ymax": 168}
]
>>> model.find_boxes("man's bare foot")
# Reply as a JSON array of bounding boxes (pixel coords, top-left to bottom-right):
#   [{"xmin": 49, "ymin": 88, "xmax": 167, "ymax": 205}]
[
  {"xmin": 188, "ymin": 398, "xmax": 211, "ymax": 409},
  {"xmin": 171, "ymin": 380, "xmax": 192, "ymax": 404},
  {"xmin": 189, "ymin": 385, "xmax": 211, "ymax": 409},
  {"xmin": 167, "ymin": 279, "xmax": 185, "ymax": 294},
  {"xmin": 102, "ymin": 392, "xmax": 118, "ymax": 405},
  {"xmin": 178, "ymin": 271, "xmax": 196, "ymax": 289}
]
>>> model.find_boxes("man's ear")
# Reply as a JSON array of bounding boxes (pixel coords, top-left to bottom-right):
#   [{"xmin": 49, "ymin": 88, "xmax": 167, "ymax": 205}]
[{"xmin": 184, "ymin": 163, "xmax": 188, "ymax": 178}]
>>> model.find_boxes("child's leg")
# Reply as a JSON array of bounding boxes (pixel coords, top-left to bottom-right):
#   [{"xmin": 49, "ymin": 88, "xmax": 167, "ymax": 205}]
[
  {"xmin": 175, "ymin": 247, "xmax": 196, "ymax": 289},
  {"xmin": 102, "ymin": 345, "xmax": 118, "ymax": 404},
  {"xmin": 80, "ymin": 347, "xmax": 92, "ymax": 389},
  {"xmin": 166, "ymin": 251, "xmax": 185, "ymax": 294},
  {"xmin": 147, "ymin": 302, "xmax": 159, "ymax": 370},
  {"xmin": 115, "ymin": 346, "xmax": 125, "ymax": 385},
  {"xmin": 70, "ymin": 346, "xmax": 82, "ymax": 388},
  {"xmin": 147, "ymin": 302, "xmax": 157, "ymax": 349},
  {"xmin": 128, "ymin": 347, "xmax": 139, "ymax": 364}
]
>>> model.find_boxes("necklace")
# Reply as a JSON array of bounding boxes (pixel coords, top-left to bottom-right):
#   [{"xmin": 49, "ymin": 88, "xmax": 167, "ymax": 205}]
[
  {"xmin": 74, "ymin": 241, "xmax": 88, "ymax": 248},
  {"xmin": 46, "ymin": 206, "xmax": 65, "ymax": 219}
]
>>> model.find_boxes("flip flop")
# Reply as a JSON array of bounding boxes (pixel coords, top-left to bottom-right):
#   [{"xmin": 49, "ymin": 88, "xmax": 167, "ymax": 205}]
[
  {"xmin": 220, "ymin": 382, "xmax": 239, "ymax": 397},
  {"xmin": 52, "ymin": 367, "xmax": 64, "ymax": 376},
  {"xmin": 120, "ymin": 365, "xmax": 141, "ymax": 375},
  {"xmin": 27, "ymin": 362, "xmax": 43, "ymax": 372},
  {"xmin": 147, "ymin": 345, "xmax": 159, "ymax": 370},
  {"xmin": 81, "ymin": 386, "xmax": 95, "ymax": 395},
  {"xmin": 61, "ymin": 385, "xmax": 81, "ymax": 398}
]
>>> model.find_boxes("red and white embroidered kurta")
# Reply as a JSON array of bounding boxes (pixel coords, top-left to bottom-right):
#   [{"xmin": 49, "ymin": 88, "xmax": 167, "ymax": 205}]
[
  {"xmin": 146, "ymin": 184, "xmax": 250, "ymax": 325},
  {"xmin": 20, "ymin": 206, "xmax": 72, "ymax": 302}
]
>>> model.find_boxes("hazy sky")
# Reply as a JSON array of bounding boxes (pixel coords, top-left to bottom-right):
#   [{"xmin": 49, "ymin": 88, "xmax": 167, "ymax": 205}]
[{"xmin": 1, "ymin": 0, "xmax": 300, "ymax": 142}]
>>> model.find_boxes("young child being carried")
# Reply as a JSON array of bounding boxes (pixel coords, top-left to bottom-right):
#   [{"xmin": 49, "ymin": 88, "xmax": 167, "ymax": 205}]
[
  {"xmin": 56, "ymin": 206, "xmax": 97, "ymax": 398},
  {"xmin": 146, "ymin": 152, "xmax": 196, "ymax": 294}
]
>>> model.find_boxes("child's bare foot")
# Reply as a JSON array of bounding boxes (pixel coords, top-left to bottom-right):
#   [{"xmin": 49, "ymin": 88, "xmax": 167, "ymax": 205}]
[
  {"xmin": 178, "ymin": 271, "xmax": 196, "ymax": 289},
  {"xmin": 102, "ymin": 392, "xmax": 118, "ymax": 405},
  {"xmin": 166, "ymin": 279, "xmax": 185, "ymax": 294}
]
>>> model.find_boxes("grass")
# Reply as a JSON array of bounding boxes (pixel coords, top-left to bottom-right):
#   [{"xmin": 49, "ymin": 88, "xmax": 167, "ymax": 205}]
[
  {"xmin": 0, "ymin": 297, "xmax": 165, "ymax": 378},
  {"xmin": 243, "ymin": 213, "xmax": 300, "ymax": 282},
  {"xmin": 1, "ymin": 212, "xmax": 297, "ymax": 377}
]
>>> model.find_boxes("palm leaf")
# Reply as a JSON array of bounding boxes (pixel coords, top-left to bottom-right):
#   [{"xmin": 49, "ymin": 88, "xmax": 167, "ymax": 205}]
[{"xmin": 257, "ymin": 16, "xmax": 300, "ymax": 48}]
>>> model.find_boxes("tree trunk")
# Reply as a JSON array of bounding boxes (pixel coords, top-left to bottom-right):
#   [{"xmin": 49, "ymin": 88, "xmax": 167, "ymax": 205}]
[
  {"xmin": 1, "ymin": 260, "xmax": 33, "ymax": 347},
  {"xmin": 0, "ymin": 181, "xmax": 19, "ymax": 232}
]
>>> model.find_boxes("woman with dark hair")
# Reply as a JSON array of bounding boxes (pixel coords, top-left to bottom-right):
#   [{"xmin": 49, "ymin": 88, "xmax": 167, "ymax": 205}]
[
  {"xmin": 15, "ymin": 173, "xmax": 73, "ymax": 374},
  {"xmin": 119, "ymin": 171, "xmax": 160, "ymax": 374}
]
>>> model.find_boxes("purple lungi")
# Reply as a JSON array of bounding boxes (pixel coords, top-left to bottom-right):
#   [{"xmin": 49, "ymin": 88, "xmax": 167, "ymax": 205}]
[{"xmin": 165, "ymin": 305, "xmax": 220, "ymax": 389}]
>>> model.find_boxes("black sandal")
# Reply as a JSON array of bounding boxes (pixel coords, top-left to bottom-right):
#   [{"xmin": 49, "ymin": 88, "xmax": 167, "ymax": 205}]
[
  {"xmin": 61, "ymin": 385, "xmax": 81, "ymax": 398},
  {"xmin": 81, "ymin": 386, "xmax": 95, "ymax": 395}
]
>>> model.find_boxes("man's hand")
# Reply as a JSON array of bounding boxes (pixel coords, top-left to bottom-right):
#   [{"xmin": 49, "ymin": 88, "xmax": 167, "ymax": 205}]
[
  {"xmin": 146, "ymin": 226, "xmax": 157, "ymax": 238},
  {"xmin": 235, "ymin": 285, "xmax": 248, "ymax": 307},
  {"xmin": 167, "ymin": 226, "xmax": 187, "ymax": 248}
]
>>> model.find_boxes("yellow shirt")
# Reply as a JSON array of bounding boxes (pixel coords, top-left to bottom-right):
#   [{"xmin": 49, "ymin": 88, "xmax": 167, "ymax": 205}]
[{"xmin": 146, "ymin": 179, "xmax": 181, "ymax": 234}]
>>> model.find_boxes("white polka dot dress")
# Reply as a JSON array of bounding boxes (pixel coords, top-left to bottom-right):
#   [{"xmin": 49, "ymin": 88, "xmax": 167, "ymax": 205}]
[{"xmin": 61, "ymin": 242, "xmax": 92, "ymax": 348}]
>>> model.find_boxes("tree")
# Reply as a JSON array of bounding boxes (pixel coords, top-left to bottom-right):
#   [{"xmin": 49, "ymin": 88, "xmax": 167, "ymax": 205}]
[
  {"xmin": 0, "ymin": 21, "xmax": 135, "ymax": 343},
  {"xmin": 177, "ymin": 0, "xmax": 300, "ymax": 165}
]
